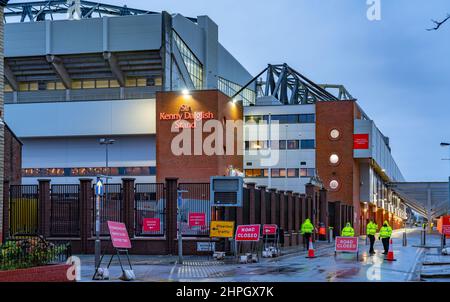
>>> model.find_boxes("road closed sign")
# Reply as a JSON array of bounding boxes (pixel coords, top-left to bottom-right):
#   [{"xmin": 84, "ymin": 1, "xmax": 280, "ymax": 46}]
[
  {"xmin": 335, "ymin": 236, "xmax": 359, "ymax": 253},
  {"xmin": 210, "ymin": 221, "xmax": 235, "ymax": 238},
  {"xmin": 235, "ymin": 224, "xmax": 261, "ymax": 242}
]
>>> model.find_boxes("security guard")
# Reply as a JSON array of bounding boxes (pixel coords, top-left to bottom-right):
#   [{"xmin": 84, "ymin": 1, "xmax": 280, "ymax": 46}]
[
  {"xmin": 366, "ymin": 220, "xmax": 378, "ymax": 255},
  {"xmin": 379, "ymin": 220, "xmax": 393, "ymax": 254},
  {"xmin": 341, "ymin": 222, "xmax": 355, "ymax": 237},
  {"xmin": 301, "ymin": 218, "xmax": 314, "ymax": 250}
]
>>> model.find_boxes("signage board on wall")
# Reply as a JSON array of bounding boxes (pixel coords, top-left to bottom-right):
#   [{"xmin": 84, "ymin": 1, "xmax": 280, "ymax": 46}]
[
  {"xmin": 353, "ymin": 134, "xmax": 369, "ymax": 150},
  {"xmin": 189, "ymin": 213, "xmax": 206, "ymax": 227},
  {"xmin": 142, "ymin": 218, "xmax": 161, "ymax": 232}
]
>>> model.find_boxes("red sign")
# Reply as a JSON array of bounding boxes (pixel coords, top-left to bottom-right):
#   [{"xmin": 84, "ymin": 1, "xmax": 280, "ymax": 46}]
[
  {"xmin": 188, "ymin": 213, "xmax": 206, "ymax": 227},
  {"xmin": 107, "ymin": 221, "xmax": 132, "ymax": 249},
  {"xmin": 142, "ymin": 218, "xmax": 161, "ymax": 232},
  {"xmin": 235, "ymin": 224, "xmax": 261, "ymax": 242},
  {"xmin": 335, "ymin": 236, "xmax": 359, "ymax": 253},
  {"xmin": 353, "ymin": 134, "xmax": 369, "ymax": 149},
  {"xmin": 262, "ymin": 224, "xmax": 277, "ymax": 235},
  {"xmin": 441, "ymin": 216, "xmax": 450, "ymax": 235}
]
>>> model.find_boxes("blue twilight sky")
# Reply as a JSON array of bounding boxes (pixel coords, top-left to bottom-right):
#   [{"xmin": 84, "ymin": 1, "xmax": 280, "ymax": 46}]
[{"xmin": 10, "ymin": 0, "xmax": 450, "ymax": 181}]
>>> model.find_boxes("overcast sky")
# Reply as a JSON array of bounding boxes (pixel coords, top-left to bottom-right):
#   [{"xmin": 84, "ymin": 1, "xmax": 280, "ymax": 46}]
[{"xmin": 11, "ymin": 0, "xmax": 450, "ymax": 181}]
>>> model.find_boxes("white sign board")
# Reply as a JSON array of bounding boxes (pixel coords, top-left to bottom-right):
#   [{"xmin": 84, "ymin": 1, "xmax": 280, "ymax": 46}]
[{"xmin": 197, "ymin": 242, "xmax": 215, "ymax": 252}]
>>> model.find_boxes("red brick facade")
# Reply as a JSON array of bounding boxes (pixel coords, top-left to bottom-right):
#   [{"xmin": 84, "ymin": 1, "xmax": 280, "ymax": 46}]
[{"xmin": 4, "ymin": 124, "xmax": 22, "ymax": 185}]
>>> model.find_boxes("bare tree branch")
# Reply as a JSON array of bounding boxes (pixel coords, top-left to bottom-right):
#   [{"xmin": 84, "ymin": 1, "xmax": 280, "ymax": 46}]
[{"xmin": 427, "ymin": 14, "xmax": 450, "ymax": 31}]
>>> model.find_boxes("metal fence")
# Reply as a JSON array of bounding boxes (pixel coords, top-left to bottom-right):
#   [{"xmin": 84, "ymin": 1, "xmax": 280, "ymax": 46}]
[
  {"xmin": 178, "ymin": 183, "xmax": 211, "ymax": 236},
  {"xmin": 50, "ymin": 185, "xmax": 80, "ymax": 237},
  {"xmin": 92, "ymin": 184, "xmax": 123, "ymax": 236},
  {"xmin": 135, "ymin": 183, "xmax": 165, "ymax": 236},
  {"xmin": 9, "ymin": 185, "xmax": 39, "ymax": 237}
]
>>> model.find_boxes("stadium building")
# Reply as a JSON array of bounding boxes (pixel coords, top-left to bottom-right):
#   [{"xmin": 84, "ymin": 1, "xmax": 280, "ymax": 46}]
[{"xmin": 3, "ymin": 1, "xmax": 254, "ymax": 184}]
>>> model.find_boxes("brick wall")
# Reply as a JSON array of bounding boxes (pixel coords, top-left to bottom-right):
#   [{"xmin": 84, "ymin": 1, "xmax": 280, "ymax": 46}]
[{"xmin": 4, "ymin": 124, "xmax": 22, "ymax": 185}]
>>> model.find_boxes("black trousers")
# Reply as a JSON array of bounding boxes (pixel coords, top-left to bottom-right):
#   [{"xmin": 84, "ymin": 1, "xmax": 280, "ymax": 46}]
[
  {"xmin": 381, "ymin": 237, "xmax": 390, "ymax": 253},
  {"xmin": 303, "ymin": 233, "xmax": 312, "ymax": 250},
  {"xmin": 368, "ymin": 235, "xmax": 375, "ymax": 253}
]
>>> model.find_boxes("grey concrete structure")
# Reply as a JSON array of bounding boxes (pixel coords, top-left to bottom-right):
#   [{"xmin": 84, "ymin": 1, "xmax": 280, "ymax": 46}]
[{"xmin": 3, "ymin": 2, "xmax": 254, "ymax": 184}]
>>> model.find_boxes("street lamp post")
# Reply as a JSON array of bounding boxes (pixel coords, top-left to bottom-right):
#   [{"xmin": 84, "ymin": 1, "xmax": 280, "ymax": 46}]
[{"xmin": 99, "ymin": 138, "xmax": 115, "ymax": 199}]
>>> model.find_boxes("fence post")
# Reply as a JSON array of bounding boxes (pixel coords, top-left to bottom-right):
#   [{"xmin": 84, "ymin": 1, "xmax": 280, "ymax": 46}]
[
  {"xmin": 269, "ymin": 188, "xmax": 277, "ymax": 225},
  {"xmin": 79, "ymin": 178, "xmax": 93, "ymax": 254},
  {"xmin": 165, "ymin": 178, "xmax": 178, "ymax": 255},
  {"xmin": 122, "ymin": 178, "xmax": 135, "ymax": 239},
  {"xmin": 38, "ymin": 179, "xmax": 51, "ymax": 238},
  {"xmin": 278, "ymin": 191, "xmax": 285, "ymax": 231},
  {"xmin": 293, "ymin": 193, "xmax": 300, "ymax": 246},
  {"xmin": 258, "ymin": 185, "xmax": 267, "ymax": 225},
  {"xmin": 319, "ymin": 187, "xmax": 328, "ymax": 238},
  {"xmin": 2, "ymin": 180, "xmax": 9, "ymax": 243},
  {"xmin": 247, "ymin": 183, "xmax": 256, "ymax": 224}
]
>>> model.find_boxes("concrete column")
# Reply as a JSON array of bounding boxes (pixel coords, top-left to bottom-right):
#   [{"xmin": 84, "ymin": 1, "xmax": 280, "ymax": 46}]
[
  {"xmin": 247, "ymin": 183, "xmax": 256, "ymax": 224},
  {"xmin": 38, "ymin": 179, "xmax": 51, "ymax": 238},
  {"xmin": 79, "ymin": 178, "xmax": 93, "ymax": 254},
  {"xmin": 165, "ymin": 177, "xmax": 178, "ymax": 255},
  {"xmin": 300, "ymin": 194, "xmax": 306, "ymax": 223},
  {"xmin": 122, "ymin": 178, "xmax": 135, "ymax": 239},
  {"xmin": 258, "ymin": 185, "xmax": 267, "ymax": 225},
  {"xmin": 319, "ymin": 188, "xmax": 328, "ymax": 231}
]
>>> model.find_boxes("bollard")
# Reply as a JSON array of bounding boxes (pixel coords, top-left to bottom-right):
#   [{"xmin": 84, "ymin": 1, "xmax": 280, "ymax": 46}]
[
  {"xmin": 402, "ymin": 231, "xmax": 407, "ymax": 247},
  {"xmin": 328, "ymin": 228, "xmax": 334, "ymax": 243},
  {"xmin": 420, "ymin": 230, "xmax": 426, "ymax": 246},
  {"xmin": 441, "ymin": 234, "xmax": 445, "ymax": 253}
]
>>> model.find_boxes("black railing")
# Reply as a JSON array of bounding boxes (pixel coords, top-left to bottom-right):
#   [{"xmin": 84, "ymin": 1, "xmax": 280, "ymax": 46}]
[
  {"xmin": 50, "ymin": 185, "xmax": 80, "ymax": 237},
  {"xmin": 9, "ymin": 185, "xmax": 39, "ymax": 237},
  {"xmin": 92, "ymin": 184, "xmax": 123, "ymax": 236},
  {"xmin": 0, "ymin": 235, "xmax": 71, "ymax": 271},
  {"xmin": 178, "ymin": 183, "xmax": 211, "ymax": 236},
  {"xmin": 135, "ymin": 183, "xmax": 165, "ymax": 236}
]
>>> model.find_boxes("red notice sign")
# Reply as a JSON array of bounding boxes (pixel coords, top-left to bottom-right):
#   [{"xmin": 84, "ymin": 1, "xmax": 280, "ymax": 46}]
[
  {"xmin": 335, "ymin": 236, "xmax": 359, "ymax": 253},
  {"xmin": 107, "ymin": 221, "xmax": 132, "ymax": 249},
  {"xmin": 441, "ymin": 216, "xmax": 450, "ymax": 235},
  {"xmin": 353, "ymin": 134, "xmax": 369, "ymax": 149},
  {"xmin": 142, "ymin": 218, "xmax": 161, "ymax": 232},
  {"xmin": 188, "ymin": 212, "xmax": 206, "ymax": 227},
  {"xmin": 235, "ymin": 224, "xmax": 261, "ymax": 242},
  {"xmin": 263, "ymin": 224, "xmax": 277, "ymax": 235}
]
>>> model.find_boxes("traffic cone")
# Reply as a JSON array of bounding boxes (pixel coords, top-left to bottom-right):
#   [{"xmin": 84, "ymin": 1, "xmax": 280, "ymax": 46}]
[
  {"xmin": 306, "ymin": 237, "xmax": 316, "ymax": 258},
  {"xmin": 385, "ymin": 239, "xmax": 397, "ymax": 261}
]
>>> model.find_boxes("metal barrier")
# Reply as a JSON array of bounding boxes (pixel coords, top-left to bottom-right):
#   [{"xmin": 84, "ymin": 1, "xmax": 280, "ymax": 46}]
[
  {"xmin": 178, "ymin": 183, "xmax": 211, "ymax": 236},
  {"xmin": 9, "ymin": 185, "xmax": 39, "ymax": 237},
  {"xmin": 92, "ymin": 184, "xmax": 123, "ymax": 236},
  {"xmin": 135, "ymin": 183, "xmax": 165, "ymax": 236},
  {"xmin": 50, "ymin": 184, "xmax": 80, "ymax": 237}
]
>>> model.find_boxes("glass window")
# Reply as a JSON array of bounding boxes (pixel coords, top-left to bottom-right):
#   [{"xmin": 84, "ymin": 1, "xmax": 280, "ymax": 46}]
[
  {"xmin": 72, "ymin": 81, "xmax": 82, "ymax": 89},
  {"xmin": 4, "ymin": 84, "xmax": 13, "ymax": 92},
  {"xmin": 137, "ymin": 78, "xmax": 147, "ymax": 87},
  {"xmin": 46, "ymin": 82, "xmax": 56, "ymax": 90},
  {"xmin": 299, "ymin": 114, "xmax": 315, "ymax": 123},
  {"xmin": 287, "ymin": 168, "xmax": 298, "ymax": 177},
  {"xmin": 83, "ymin": 80, "xmax": 95, "ymax": 89},
  {"xmin": 300, "ymin": 168, "xmax": 315, "ymax": 177},
  {"xmin": 154, "ymin": 77, "xmax": 162, "ymax": 86},
  {"xmin": 109, "ymin": 80, "xmax": 120, "ymax": 88},
  {"xmin": 126, "ymin": 78, "xmax": 137, "ymax": 87},
  {"xmin": 279, "ymin": 140, "xmax": 287, "ymax": 150},
  {"xmin": 173, "ymin": 30, "xmax": 203, "ymax": 90},
  {"xmin": 301, "ymin": 139, "xmax": 315, "ymax": 149},
  {"xmin": 29, "ymin": 82, "xmax": 38, "ymax": 91},
  {"xmin": 287, "ymin": 140, "xmax": 299, "ymax": 150},
  {"xmin": 96, "ymin": 80, "xmax": 109, "ymax": 88},
  {"xmin": 268, "ymin": 115, "xmax": 300, "ymax": 124},
  {"xmin": 271, "ymin": 169, "xmax": 280, "ymax": 177},
  {"xmin": 245, "ymin": 116, "xmax": 263, "ymax": 123}
]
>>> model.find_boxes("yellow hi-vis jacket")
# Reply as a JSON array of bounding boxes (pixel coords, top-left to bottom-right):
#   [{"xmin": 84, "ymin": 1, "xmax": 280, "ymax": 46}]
[
  {"xmin": 366, "ymin": 221, "xmax": 378, "ymax": 236},
  {"xmin": 379, "ymin": 221, "xmax": 393, "ymax": 238},
  {"xmin": 341, "ymin": 223, "xmax": 355, "ymax": 237},
  {"xmin": 301, "ymin": 219, "xmax": 314, "ymax": 235}
]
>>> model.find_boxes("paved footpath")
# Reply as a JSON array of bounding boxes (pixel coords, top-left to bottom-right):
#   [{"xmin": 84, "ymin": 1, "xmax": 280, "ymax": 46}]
[{"xmin": 77, "ymin": 228, "xmax": 445, "ymax": 282}]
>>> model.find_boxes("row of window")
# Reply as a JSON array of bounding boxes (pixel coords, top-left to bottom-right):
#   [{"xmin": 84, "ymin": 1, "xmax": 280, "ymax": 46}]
[
  {"xmin": 5, "ymin": 77, "xmax": 162, "ymax": 92},
  {"xmin": 245, "ymin": 168, "xmax": 315, "ymax": 178},
  {"xmin": 245, "ymin": 139, "xmax": 315, "ymax": 150},
  {"xmin": 173, "ymin": 30, "xmax": 203, "ymax": 90},
  {"xmin": 245, "ymin": 114, "xmax": 315, "ymax": 124},
  {"xmin": 218, "ymin": 77, "xmax": 256, "ymax": 106},
  {"xmin": 22, "ymin": 166, "xmax": 157, "ymax": 177}
]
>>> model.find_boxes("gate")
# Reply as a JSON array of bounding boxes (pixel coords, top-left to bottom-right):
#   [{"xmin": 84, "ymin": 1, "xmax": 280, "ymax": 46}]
[
  {"xmin": 50, "ymin": 184, "xmax": 80, "ymax": 237},
  {"xmin": 9, "ymin": 185, "xmax": 39, "ymax": 236},
  {"xmin": 135, "ymin": 183, "xmax": 165, "ymax": 236},
  {"xmin": 92, "ymin": 183, "xmax": 123, "ymax": 236},
  {"xmin": 178, "ymin": 183, "xmax": 210, "ymax": 236}
]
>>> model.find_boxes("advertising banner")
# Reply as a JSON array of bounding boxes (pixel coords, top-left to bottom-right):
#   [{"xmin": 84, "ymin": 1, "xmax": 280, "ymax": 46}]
[
  {"xmin": 235, "ymin": 224, "xmax": 261, "ymax": 242},
  {"xmin": 107, "ymin": 221, "xmax": 132, "ymax": 249}
]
